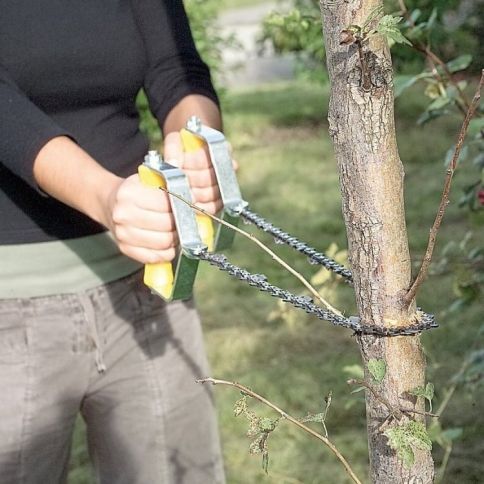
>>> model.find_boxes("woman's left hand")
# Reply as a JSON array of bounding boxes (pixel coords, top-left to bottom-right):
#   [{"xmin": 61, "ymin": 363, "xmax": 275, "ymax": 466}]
[{"xmin": 163, "ymin": 131, "xmax": 223, "ymax": 214}]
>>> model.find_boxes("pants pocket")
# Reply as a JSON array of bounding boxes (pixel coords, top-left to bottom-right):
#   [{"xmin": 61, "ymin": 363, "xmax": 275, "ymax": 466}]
[{"xmin": 0, "ymin": 301, "xmax": 28, "ymax": 362}]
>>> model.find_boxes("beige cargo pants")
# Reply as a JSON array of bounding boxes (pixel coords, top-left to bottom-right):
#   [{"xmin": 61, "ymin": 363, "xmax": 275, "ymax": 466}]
[{"xmin": 0, "ymin": 271, "xmax": 225, "ymax": 484}]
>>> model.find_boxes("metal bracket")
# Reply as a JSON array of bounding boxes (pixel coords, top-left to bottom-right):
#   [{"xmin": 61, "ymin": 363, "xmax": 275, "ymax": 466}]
[
  {"xmin": 185, "ymin": 116, "xmax": 248, "ymax": 251},
  {"xmin": 139, "ymin": 151, "xmax": 207, "ymax": 301}
]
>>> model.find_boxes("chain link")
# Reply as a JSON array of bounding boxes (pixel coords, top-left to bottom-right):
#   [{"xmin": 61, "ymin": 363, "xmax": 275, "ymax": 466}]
[
  {"xmin": 196, "ymin": 249, "xmax": 438, "ymax": 337},
  {"xmin": 240, "ymin": 208, "xmax": 354, "ymax": 282}
]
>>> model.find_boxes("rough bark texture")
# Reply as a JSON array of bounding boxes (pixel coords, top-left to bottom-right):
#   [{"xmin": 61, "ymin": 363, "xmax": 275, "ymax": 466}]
[{"xmin": 319, "ymin": 1, "xmax": 434, "ymax": 482}]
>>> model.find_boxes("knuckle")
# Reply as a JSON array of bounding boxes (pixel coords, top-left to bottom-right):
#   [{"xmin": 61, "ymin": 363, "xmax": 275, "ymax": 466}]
[
  {"xmin": 164, "ymin": 248, "xmax": 176, "ymax": 262},
  {"xmin": 146, "ymin": 251, "xmax": 162, "ymax": 264},
  {"xmin": 152, "ymin": 231, "xmax": 177, "ymax": 251},
  {"xmin": 117, "ymin": 242, "xmax": 131, "ymax": 257},
  {"xmin": 111, "ymin": 206, "xmax": 126, "ymax": 225}
]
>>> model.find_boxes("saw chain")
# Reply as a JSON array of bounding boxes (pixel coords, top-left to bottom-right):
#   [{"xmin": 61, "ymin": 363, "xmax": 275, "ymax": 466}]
[
  {"xmin": 138, "ymin": 117, "xmax": 439, "ymax": 337},
  {"xmin": 195, "ymin": 249, "xmax": 437, "ymax": 337},
  {"xmin": 238, "ymin": 207, "xmax": 353, "ymax": 282}
]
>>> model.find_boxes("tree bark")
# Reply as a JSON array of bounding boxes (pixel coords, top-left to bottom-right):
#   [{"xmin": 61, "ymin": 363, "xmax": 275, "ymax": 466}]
[{"xmin": 319, "ymin": 1, "xmax": 434, "ymax": 482}]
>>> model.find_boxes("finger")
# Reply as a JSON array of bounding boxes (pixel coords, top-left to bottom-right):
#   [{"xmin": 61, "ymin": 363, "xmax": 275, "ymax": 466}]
[
  {"xmin": 118, "ymin": 244, "xmax": 177, "ymax": 264},
  {"xmin": 112, "ymin": 207, "xmax": 176, "ymax": 232},
  {"xmin": 182, "ymin": 147, "xmax": 212, "ymax": 170},
  {"xmin": 115, "ymin": 226, "xmax": 178, "ymax": 251},
  {"xmin": 163, "ymin": 131, "xmax": 184, "ymax": 168},
  {"xmin": 192, "ymin": 185, "xmax": 221, "ymax": 204},
  {"xmin": 185, "ymin": 167, "xmax": 218, "ymax": 188},
  {"xmin": 195, "ymin": 199, "xmax": 223, "ymax": 215},
  {"xmin": 120, "ymin": 175, "xmax": 173, "ymax": 213}
]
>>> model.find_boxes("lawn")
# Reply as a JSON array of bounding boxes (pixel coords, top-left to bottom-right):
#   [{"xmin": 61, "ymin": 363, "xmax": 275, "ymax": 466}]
[
  {"xmin": 222, "ymin": 0, "xmax": 267, "ymax": 10},
  {"xmin": 68, "ymin": 80, "xmax": 483, "ymax": 483}
]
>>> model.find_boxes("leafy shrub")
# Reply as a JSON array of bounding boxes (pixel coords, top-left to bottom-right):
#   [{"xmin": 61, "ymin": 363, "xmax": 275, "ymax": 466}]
[{"xmin": 260, "ymin": 0, "xmax": 483, "ymax": 78}]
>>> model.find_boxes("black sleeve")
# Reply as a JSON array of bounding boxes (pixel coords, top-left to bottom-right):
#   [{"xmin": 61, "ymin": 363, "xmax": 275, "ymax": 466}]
[
  {"xmin": 0, "ymin": 64, "xmax": 74, "ymax": 189},
  {"xmin": 130, "ymin": 0, "xmax": 219, "ymax": 129}
]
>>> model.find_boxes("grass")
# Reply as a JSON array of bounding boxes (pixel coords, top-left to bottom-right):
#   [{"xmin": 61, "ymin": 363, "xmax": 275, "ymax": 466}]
[
  {"xmin": 68, "ymin": 81, "xmax": 483, "ymax": 483},
  {"xmin": 222, "ymin": 0, "xmax": 267, "ymax": 10}
]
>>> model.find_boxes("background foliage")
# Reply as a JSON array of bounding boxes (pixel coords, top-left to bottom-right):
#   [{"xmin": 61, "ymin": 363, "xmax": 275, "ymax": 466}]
[
  {"xmin": 261, "ymin": 0, "xmax": 483, "ymax": 76},
  {"xmin": 69, "ymin": 1, "xmax": 483, "ymax": 482}
]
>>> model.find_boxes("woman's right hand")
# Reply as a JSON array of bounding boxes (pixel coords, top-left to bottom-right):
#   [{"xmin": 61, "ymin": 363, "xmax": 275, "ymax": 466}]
[
  {"xmin": 33, "ymin": 136, "xmax": 177, "ymax": 264},
  {"xmin": 103, "ymin": 174, "xmax": 177, "ymax": 264}
]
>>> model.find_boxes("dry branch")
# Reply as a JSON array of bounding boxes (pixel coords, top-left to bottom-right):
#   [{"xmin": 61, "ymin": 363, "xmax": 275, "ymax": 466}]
[
  {"xmin": 405, "ymin": 71, "xmax": 484, "ymax": 304},
  {"xmin": 196, "ymin": 377, "xmax": 363, "ymax": 484}
]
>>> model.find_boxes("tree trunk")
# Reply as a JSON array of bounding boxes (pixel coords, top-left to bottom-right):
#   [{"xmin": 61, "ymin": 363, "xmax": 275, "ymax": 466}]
[{"xmin": 319, "ymin": 1, "xmax": 434, "ymax": 482}]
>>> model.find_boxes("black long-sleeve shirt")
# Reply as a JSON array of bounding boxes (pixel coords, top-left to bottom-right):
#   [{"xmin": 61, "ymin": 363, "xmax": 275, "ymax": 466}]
[{"xmin": 0, "ymin": 0, "xmax": 218, "ymax": 244}]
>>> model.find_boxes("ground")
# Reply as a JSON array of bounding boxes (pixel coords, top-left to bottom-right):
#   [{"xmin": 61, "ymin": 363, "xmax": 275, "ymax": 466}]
[{"xmin": 68, "ymin": 80, "xmax": 483, "ymax": 483}]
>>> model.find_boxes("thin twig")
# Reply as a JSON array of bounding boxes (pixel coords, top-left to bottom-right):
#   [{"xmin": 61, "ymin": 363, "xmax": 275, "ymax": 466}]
[
  {"xmin": 401, "ymin": 407, "xmax": 440, "ymax": 419},
  {"xmin": 434, "ymin": 344, "xmax": 476, "ymax": 419},
  {"xmin": 197, "ymin": 377, "xmax": 363, "ymax": 484},
  {"xmin": 159, "ymin": 186, "xmax": 344, "ymax": 316},
  {"xmin": 347, "ymin": 380, "xmax": 439, "ymax": 419},
  {"xmin": 404, "ymin": 71, "xmax": 484, "ymax": 305},
  {"xmin": 436, "ymin": 444, "xmax": 453, "ymax": 484},
  {"xmin": 347, "ymin": 379, "xmax": 404, "ymax": 420}
]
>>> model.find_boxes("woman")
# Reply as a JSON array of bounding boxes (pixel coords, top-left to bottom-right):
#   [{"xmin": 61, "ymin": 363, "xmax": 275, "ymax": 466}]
[{"xmin": 0, "ymin": 1, "xmax": 225, "ymax": 482}]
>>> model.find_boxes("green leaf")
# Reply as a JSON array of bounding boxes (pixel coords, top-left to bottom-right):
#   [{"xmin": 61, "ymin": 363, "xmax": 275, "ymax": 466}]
[
  {"xmin": 409, "ymin": 9, "xmax": 422, "ymax": 24},
  {"xmin": 249, "ymin": 434, "xmax": 264, "ymax": 455},
  {"xmin": 384, "ymin": 421, "xmax": 432, "ymax": 468},
  {"xmin": 376, "ymin": 15, "xmax": 412, "ymax": 46},
  {"xmin": 384, "ymin": 427, "xmax": 415, "ymax": 468},
  {"xmin": 417, "ymin": 108, "xmax": 446, "ymax": 125},
  {"xmin": 399, "ymin": 445, "xmax": 416, "ymax": 468},
  {"xmin": 300, "ymin": 412, "xmax": 326, "ymax": 424},
  {"xmin": 394, "ymin": 72, "xmax": 432, "ymax": 97},
  {"xmin": 406, "ymin": 421, "xmax": 433, "ymax": 451},
  {"xmin": 262, "ymin": 452, "xmax": 269, "ymax": 474},
  {"xmin": 469, "ymin": 119, "xmax": 484, "ymax": 139},
  {"xmin": 444, "ymin": 144, "xmax": 469, "ymax": 168},
  {"xmin": 394, "ymin": 75, "xmax": 418, "ymax": 98},
  {"xmin": 442, "ymin": 427, "xmax": 463, "ymax": 443},
  {"xmin": 446, "ymin": 54, "xmax": 473, "ymax": 73},
  {"xmin": 428, "ymin": 96, "xmax": 451, "ymax": 111},
  {"xmin": 259, "ymin": 417, "xmax": 277, "ymax": 433},
  {"xmin": 368, "ymin": 359, "xmax": 386, "ymax": 383},
  {"xmin": 247, "ymin": 418, "xmax": 260, "ymax": 438},
  {"xmin": 409, "ymin": 382, "xmax": 435, "ymax": 412},
  {"xmin": 427, "ymin": 421, "xmax": 443, "ymax": 444},
  {"xmin": 363, "ymin": 5, "xmax": 384, "ymax": 31},
  {"xmin": 386, "ymin": 29, "xmax": 413, "ymax": 47},
  {"xmin": 234, "ymin": 396, "xmax": 248, "ymax": 417},
  {"xmin": 343, "ymin": 364, "xmax": 365, "ymax": 379},
  {"xmin": 424, "ymin": 81, "xmax": 442, "ymax": 99},
  {"xmin": 426, "ymin": 8, "xmax": 438, "ymax": 30}
]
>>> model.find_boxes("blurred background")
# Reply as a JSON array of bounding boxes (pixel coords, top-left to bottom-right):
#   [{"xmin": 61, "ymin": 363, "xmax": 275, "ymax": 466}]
[{"xmin": 70, "ymin": 1, "xmax": 483, "ymax": 482}]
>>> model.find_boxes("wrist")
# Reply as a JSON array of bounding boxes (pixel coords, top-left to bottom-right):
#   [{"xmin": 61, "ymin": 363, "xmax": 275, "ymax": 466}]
[{"xmin": 92, "ymin": 172, "xmax": 124, "ymax": 231}]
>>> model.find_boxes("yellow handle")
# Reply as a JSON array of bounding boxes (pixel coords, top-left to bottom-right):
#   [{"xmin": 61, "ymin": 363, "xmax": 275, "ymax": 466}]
[
  {"xmin": 138, "ymin": 164, "xmax": 174, "ymax": 299},
  {"xmin": 180, "ymin": 129, "xmax": 215, "ymax": 251}
]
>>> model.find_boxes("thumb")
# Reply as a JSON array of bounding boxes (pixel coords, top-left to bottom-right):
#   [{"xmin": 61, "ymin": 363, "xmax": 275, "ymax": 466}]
[{"xmin": 163, "ymin": 131, "xmax": 184, "ymax": 168}]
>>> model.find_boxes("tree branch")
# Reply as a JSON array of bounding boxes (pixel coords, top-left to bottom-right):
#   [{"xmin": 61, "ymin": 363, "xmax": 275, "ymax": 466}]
[
  {"xmin": 196, "ymin": 377, "xmax": 363, "ymax": 484},
  {"xmin": 159, "ymin": 186, "xmax": 344, "ymax": 316},
  {"xmin": 404, "ymin": 71, "xmax": 484, "ymax": 305}
]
